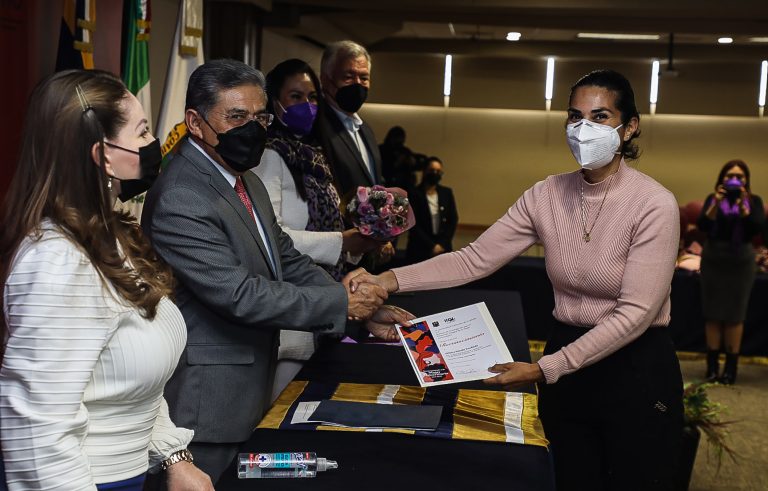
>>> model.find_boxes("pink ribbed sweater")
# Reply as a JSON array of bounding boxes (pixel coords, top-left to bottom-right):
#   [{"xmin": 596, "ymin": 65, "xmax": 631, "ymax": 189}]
[{"xmin": 393, "ymin": 161, "xmax": 680, "ymax": 383}]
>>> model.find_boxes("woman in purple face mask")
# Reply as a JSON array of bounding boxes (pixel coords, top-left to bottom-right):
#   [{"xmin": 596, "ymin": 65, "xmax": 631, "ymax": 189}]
[
  {"xmin": 698, "ymin": 159, "xmax": 766, "ymax": 384},
  {"xmin": 252, "ymin": 59, "xmax": 380, "ymax": 401}
]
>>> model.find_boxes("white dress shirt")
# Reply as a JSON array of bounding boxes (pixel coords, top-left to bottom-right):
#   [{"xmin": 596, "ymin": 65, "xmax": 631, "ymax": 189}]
[
  {"xmin": 1, "ymin": 222, "xmax": 192, "ymax": 489},
  {"xmin": 330, "ymin": 105, "xmax": 376, "ymax": 182}
]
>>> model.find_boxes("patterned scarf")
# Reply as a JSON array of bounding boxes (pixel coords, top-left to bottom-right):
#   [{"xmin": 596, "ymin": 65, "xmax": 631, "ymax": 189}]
[{"xmin": 266, "ymin": 125, "xmax": 345, "ymax": 280}]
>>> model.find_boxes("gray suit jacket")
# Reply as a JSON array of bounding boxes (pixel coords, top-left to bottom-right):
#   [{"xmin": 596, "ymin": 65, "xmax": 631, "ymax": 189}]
[{"xmin": 142, "ymin": 139, "xmax": 347, "ymax": 444}]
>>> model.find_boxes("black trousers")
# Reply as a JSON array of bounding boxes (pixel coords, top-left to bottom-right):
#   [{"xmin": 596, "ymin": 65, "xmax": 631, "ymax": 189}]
[{"xmin": 538, "ymin": 321, "xmax": 684, "ymax": 491}]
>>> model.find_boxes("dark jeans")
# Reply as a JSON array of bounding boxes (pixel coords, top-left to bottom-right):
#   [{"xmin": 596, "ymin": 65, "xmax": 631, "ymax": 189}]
[{"xmin": 538, "ymin": 321, "xmax": 684, "ymax": 491}]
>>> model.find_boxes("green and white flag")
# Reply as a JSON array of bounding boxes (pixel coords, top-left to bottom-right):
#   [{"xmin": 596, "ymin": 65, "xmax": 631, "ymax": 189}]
[
  {"xmin": 122, "ymin": 0, "xmax": 152, "ymax": 129},
  {"xmin": 115, "ymin": 0, "xmax": 152, "ymax": 219}
]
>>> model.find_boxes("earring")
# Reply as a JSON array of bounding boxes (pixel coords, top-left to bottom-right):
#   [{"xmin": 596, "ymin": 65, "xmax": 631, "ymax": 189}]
[{"xmin": 108, "ymin": 178, "xmax": 113, "ymax": 191}]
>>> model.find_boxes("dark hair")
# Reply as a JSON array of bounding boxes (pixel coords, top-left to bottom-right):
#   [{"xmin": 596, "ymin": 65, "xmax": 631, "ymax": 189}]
[
  {"xmin": 265, "ymin": 58, "xmax": 323, "ymax": 113},
  {"xmin": 384, "ymin": 126, "xmax": 406, "ymax": 145},
  {"xmin": 265, "ymin": 58, "xmax": 325, "ymax": 200},
  {"xmin": 716, "ymin": 159, "xmax": 751, "ymax": 192},
  {"xmin": 0, "ymin": 69, "xmax": 174, "ymax": 359},
  {"xmin": 569, "ymin": 69, "xmax": 641, "ymax": 160},
  {"xmin": 186, "ymin": 59, "xmax": 266, "ymax": 117}
]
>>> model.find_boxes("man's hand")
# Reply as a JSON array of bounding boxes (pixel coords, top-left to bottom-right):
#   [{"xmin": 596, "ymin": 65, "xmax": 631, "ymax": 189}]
[
  {"xmin": 365, "ymin": 305, "xmax": 416, "ymax": 342},
  {"xmin": 347, "ymin": 282, "xmax": 387, "ymax": 320},
  {"xmin": 483, "ymin": 362, "xmax": 545, "ymax": 391},
  {"xmin": 166, "ymin": 461, "xmax": 214, "ymax": 491}
]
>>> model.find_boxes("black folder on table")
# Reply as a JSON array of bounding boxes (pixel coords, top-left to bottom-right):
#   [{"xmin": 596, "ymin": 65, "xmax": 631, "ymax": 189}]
[{"xmin": 310, "ymin": 400, "xmax": 443, "ymax": 431}]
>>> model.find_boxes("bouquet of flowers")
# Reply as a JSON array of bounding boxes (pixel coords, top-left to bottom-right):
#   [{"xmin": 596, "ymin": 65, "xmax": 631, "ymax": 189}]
[{"xmin": 346, "ymin": 185, "xmax": 415, "ymax": 241}]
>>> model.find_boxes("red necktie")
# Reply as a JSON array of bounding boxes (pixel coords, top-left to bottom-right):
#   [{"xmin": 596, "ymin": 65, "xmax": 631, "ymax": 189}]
[{"xmin": 234, "ymin": 176, "xmax": 255, "ymax": 221}]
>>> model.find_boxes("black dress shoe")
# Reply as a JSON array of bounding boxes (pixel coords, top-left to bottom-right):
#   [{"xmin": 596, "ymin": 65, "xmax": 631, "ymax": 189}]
[
  {"xmin": 705, "ymin": 350, "xmax": 720, "ymax": 382},
  {"xmin": 719, "ymin": 353, "xmax": 738, "ymax": 385}
]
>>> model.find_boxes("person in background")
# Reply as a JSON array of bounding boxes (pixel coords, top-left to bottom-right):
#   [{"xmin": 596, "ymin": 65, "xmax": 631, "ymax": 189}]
[
  {"xmin": 254, "ymin": 58, "xmax": 380, "ymax": 400},
  {"xmin": 380, "ymin": 126, "xmax": 416, "ymax": 189},
  {"xmin": 347, "ymin": 69, "xmax": 684, "ymax": 490},
  {"xmin": 141, "ymin": 59, "xmax": 402, "ymax": 482},
  {"xmin": 405, "ymin": 156, "xmax": 458, "ymax": 265},
  {"xmin": 697, "ymin": 160, "xmax": 765, "ymax": 384},
  {"xmin": 0, "ymin": 69, "xmax": 212, "ymax": 491},
  {"xmin": 316, "ymin": 40, "xmax": 395, "ymax": 265}
]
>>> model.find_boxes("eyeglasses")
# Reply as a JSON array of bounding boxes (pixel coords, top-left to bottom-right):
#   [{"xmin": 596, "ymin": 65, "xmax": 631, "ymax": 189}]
[
  {"xmin": 218, "ymin": 112, "xmax": 274, "ymax": 128},
  {"xmin": 254, "ymin": 113, "xmax": 274, "ymax": 127}
]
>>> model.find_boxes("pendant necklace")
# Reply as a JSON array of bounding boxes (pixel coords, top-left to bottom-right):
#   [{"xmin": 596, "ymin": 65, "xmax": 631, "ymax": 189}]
[{"xmin": 579, "ymin": 172, "xmax": 615, "ymax": 242}]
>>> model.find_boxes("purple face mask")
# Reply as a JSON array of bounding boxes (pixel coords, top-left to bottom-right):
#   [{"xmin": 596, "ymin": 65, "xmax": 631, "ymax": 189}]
[{"xmin": 278, "ymin": 101, "xmax": 318, "ymax": 135}]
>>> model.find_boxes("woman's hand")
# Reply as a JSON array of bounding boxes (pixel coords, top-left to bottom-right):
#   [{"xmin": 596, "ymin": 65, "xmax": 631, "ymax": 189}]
[
  {"xmin": 483, "ymin": 362, "xmax": 545, "ymax": 391},
  {"xmin": 343, "ymin": 268, "xmax": 399, "ymax": 294},
  {"xmin": 342, "ymin": 229, "xmax": 380, "ymax": 256},
  {"xmin": 376, "ymin": 242, "xmax": 396, "ymax": 264},
  {"xmin": 738, "ymin": 186, "xmax": 751, "ymax": 217},
  {"xmin": 166, "ymin": 461, "xmax": 215, "ymax": 491},
  {"xmin": 714, "ymin": 184, "xmax": 726, "ymax": 202}
]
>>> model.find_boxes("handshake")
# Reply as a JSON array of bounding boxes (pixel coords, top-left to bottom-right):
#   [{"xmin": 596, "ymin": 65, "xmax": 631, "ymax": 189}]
[{"xmin": 342, "ymin": 268, "xmax": 410, "ymax": 342}]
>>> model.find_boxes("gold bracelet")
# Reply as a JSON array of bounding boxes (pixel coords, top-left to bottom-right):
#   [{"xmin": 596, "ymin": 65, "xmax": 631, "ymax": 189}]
[{"xmin": 160, "ymin": 448, "xmax": 194, "ymax": 471}]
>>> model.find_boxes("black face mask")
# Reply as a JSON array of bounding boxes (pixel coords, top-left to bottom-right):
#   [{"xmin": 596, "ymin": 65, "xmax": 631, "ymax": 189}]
[
  {"xmin": 104, "ymin": 138, "xmax": 162, "ymax": 202},
  {"xmin": 334, "ymin": 83, "xmax": 368, "ymax": 113},
  {"xmin": 423, "ymin": 172, "xmax": 442, "ymax": 186},
  {"xmin": 201, "ymin": 117, "xmax": 267, "ymax": 173}
]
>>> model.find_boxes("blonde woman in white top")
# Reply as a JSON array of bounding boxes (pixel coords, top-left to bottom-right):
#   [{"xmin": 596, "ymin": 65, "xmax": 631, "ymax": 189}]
[{"xmin": 0, "ymin": 70, "xmax": 212, "ymax": 491}]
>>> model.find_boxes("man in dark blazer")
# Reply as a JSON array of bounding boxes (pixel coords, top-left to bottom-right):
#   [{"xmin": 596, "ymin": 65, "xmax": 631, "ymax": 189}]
[
  {"xmin": 317, "ymin": 41, "xmax": 396, "ymax": 268},
  {"xmin": 142, "ymin": 59, "xmax": 396, "ymax": 483},
  {"xmin": 317, "ymin": 40, "xmax": 383, "ymax": 199}
]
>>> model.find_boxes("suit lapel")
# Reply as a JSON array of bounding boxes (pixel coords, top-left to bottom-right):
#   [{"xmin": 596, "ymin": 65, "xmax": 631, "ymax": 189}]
[
  {"xmin": 359, "ymin": 124, "xmax": 382, "ymax": 183},
  {"xmin": 180, "ymin": 141, "xmax": 278, "ymax": 279}
]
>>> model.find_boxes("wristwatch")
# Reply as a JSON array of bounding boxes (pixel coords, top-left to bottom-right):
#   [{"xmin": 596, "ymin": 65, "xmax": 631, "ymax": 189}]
[{"xmin": 160, "ymin": 449, "xmax": 194, "ymax": 470}]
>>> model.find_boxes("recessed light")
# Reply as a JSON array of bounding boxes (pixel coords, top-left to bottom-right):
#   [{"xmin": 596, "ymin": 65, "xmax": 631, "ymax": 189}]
[
  {"xmin": 577, "ymin": 33, "xmax": 660, "ymax": 40},
  {"xmin": 718, "ymin": 37, "xmax": 734, "ymax": 44},
  {"xmin": 506, "ymin": 32, "xmax": 522, "ymax": 41},
  {"xmin": 749, "ymin": 37, "xmax": 768, "ymax": 43}
]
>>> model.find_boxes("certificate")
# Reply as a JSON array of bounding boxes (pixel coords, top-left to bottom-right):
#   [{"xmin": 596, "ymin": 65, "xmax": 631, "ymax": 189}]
[{"xmin": 395, "ymin": 302, "xmax": 513, "ymax": 387}]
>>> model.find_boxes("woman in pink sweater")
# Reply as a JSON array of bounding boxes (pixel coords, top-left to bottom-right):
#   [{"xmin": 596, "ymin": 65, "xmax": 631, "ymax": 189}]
[{"xmin": 347, "ymin": 70, "xmax": 683, "ymax": 490}]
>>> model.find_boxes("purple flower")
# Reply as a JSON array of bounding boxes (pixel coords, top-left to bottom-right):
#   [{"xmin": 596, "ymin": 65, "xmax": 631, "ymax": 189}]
[{"xmin": 358, "ymin": 202, "xmax": 375, "ymax": 215}]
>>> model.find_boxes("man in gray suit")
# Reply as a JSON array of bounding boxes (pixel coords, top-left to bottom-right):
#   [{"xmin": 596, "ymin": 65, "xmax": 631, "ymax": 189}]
[{"xmin": 142, "ymin": 59, "xmax": 399, "ymax": 483}]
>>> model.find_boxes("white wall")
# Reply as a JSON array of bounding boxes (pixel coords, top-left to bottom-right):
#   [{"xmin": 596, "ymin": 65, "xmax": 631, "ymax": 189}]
[{"xmin": 361, "ymin": 103, "xmax": 768, "ymax": 225}]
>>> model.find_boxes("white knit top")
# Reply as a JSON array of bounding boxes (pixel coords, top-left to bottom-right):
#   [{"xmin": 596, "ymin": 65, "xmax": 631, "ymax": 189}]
[{"xmin": 1, "ymin": 223, "xmax": 192, "ymax": 490}]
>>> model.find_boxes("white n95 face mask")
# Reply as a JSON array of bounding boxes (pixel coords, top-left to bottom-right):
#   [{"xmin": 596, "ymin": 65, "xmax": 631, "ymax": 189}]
[{"xmin": 566, "ymin": 120, "xmax": 623, "ymax": 170}]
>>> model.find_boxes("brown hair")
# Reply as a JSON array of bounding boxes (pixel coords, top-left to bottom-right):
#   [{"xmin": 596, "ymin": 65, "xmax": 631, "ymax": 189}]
[{"xmin": 0, "ymin": 69, "xmax": 174, "ymax": 357}]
